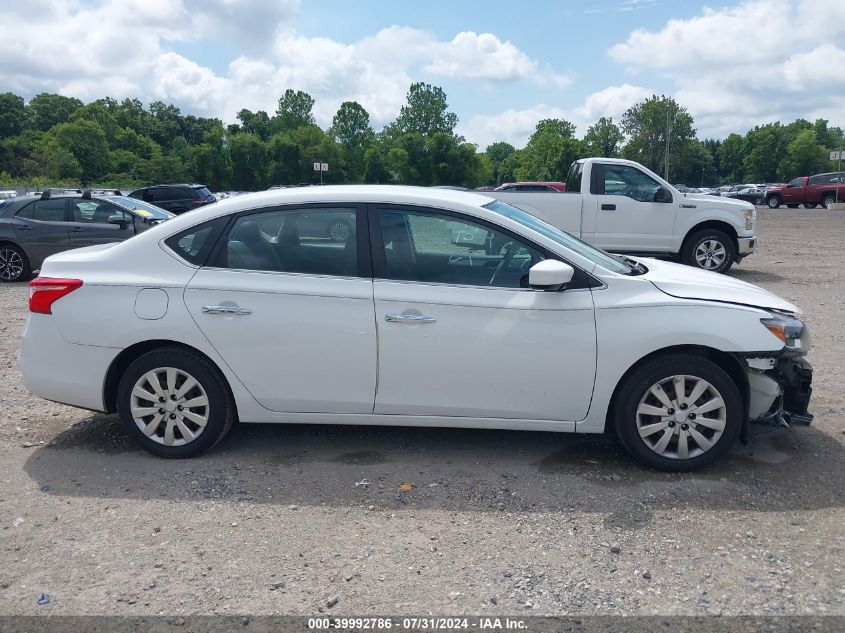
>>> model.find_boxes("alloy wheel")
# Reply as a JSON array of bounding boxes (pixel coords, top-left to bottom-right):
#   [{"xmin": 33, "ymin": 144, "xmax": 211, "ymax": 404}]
[
  {"xmin": 0, "ymin": 248, "xmax": 24, "ymax": 281},
  {"xmin": 635, "ymin": 374, "xmax": 727, "ymax": 460},
  {"xmin": 130, "ymin": 367, "xmax": 210, "ymax": 446},
  {"xmin": 694, "ymin": 239, "xmax": 727, "ymax": 270}
]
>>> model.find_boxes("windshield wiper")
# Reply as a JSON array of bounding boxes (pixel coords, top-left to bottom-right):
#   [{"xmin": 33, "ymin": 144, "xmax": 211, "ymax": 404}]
[{"xmin": 620, "ymin": 256, "xmax": 648, "ymax": 275}]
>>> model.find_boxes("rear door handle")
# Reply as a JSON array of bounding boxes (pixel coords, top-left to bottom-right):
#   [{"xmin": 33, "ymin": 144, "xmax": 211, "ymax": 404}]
[
  {"xmin": 201, "ymin": 305, "xmax": 252, "ymax": 315},
  {"xmin": 385, "ymin": 314, "xmax": 436, "ymax": 324},
  {"xmin": 601, "ymin": 204, "xmax": 616, "ymax": 211}
]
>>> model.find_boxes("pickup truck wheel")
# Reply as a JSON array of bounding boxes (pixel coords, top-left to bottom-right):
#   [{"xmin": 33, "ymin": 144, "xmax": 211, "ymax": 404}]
[
  {"xmin": 804, "ymin": 203, "xmax": 817, "ymax": 209},
  {"xmin": 614, "ymin": 354, "xmax": 742, "ymax": 472},
  {"xmin": 681, "ymin": 229, "xmax": 736, "ymax": 273},
  {"xmin": 822, "ymin": 195, "xmax": 836, "ymax": 209},
  {"xmin": 766, "ymin": 196, "xmax": 781, "ymax": 209}
]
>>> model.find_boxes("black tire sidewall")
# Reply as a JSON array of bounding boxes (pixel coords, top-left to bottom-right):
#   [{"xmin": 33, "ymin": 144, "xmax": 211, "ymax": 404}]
[
  {"xmin": 116, "ymin": 348, "xmax": 233, "ymax": 458},
  {"xmin": 614, "ymin": 354, "xmax": 743, "ymax": 472},
  {"xmin": 822, "ymin": 196, "xmax": 835, "ymax": 209},
  {"xmin": 0, "ymin": 244, "xmax": 31, "ymax": 283},
  {"xmin": 767, "ymin": 196, "xmax": 780, "ymax": 208},
  {"xmin": 682, "ymin": 229, "xmax": 736, "ymax": 273}
]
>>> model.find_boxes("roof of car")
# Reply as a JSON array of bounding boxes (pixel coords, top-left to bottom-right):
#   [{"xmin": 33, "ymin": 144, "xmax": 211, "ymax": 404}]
[{"xmin": 133, "ymin": 183, "xmax": 208, "ymax": 189}]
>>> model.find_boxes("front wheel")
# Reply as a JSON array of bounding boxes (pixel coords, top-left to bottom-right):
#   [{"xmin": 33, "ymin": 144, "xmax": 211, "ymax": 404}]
[
  {"xmin": 0, "ymin": 244, "xmax": 31, "ymax": 282},
  {"xmin": 117, "ymin": 347, "xmax": 236, "ymax": 458},
  {"xmin": 767, "ymin": 196, "xmax": 781, "ymax": 209},
  {"xmin": 614, "ymin": 354, "xmax": 743, "ymax": 472},
  {"xmin": 681, "ymin": 228, "xmax": 736, "ymax": 273}
]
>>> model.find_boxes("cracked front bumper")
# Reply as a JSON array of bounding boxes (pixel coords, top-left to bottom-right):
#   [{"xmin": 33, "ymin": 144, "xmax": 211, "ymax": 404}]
[{"xmin": 746, "ymin": 356, "xmax": 813, "ymax": 426}]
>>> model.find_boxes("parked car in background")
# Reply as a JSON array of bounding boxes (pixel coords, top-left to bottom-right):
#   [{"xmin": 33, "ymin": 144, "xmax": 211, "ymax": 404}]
[
  {"xmin": 128, "ymin": 184, "xmax": 216, "ymax": 214},
  {"xmin": 483, "ymin": 158, "xmax": 757, "ymax": 273},
  {"xmin": 765, "ymin": 173, "xmax": 845, "ymax": 209},
  {"xmin": 0, "ymin": 191, "xmax": 18, "ymax": 200},
  {"xmin": 19, "ymin": 185, "xmax": 812, "ymax": 471},
  {"xmin": 732, "ymin": 186, "xmax": 767, "ymax": 205},
  {"xmin": 494, "ymin": 182, "xmax": 567, "ymax": 192},
  {"xmin": 0, "ymin": 189, "xmax": 173, "ymax": 282}
]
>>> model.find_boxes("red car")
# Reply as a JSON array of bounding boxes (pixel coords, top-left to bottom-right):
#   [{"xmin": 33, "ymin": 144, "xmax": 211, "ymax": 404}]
[
  {"xmin": 494, "ymin": 181, "xmax": 567, "ymax": 192},
  {"xmin": 765, "ymin": 172, "xmax": 845, "ymax": 209}
]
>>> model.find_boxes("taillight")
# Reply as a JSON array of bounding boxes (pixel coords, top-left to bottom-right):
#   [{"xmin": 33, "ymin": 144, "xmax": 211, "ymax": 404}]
[{"xmin": 29, "ymin": 277, "xmax": 83, "ymax": 314}]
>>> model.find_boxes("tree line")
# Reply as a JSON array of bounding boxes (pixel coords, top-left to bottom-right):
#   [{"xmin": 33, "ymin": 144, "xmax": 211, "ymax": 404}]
[{"xmin": 0, "ymin": 86, "xmax": 842, "ymax": 191}]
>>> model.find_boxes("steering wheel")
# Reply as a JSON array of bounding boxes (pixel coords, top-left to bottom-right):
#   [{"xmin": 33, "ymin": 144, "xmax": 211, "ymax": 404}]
[{"xmin": 489, "ymin": 241, "xmax": 519, "ymax": 286}]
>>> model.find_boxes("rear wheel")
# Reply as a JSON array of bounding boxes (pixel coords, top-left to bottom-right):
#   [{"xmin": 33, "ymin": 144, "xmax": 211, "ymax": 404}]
[
  {"xmin": 614, "ymin": 354, "xmax": 742, "ymax": 472},
  {"xmin": 681, "ymin": 228, "xmax": 735, "ymax": 273},
  {"xmin": 0, "ymin": 244, "xmax": 30, "ymax": 283},
  {"xmin": 822, "ymin": 195, "xmax": 837, "ymax": 209},
  {"xmin": 766, "ymin": 196, "xmax": 781, "ymax": 209},
  {"xmin": 117, "ymin": 347, "xmax": 236, "ymax": 458}
]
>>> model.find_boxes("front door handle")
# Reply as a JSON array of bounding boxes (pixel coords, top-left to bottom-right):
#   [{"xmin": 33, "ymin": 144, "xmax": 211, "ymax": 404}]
[
  {"xmin": 601, "ymin": 203, "xmax": 616, "ymax": 211},
  {"xmin": 201, "ymin": 305, "xmax": 252, "ymax": 315},
  {"xmin": 385, "ymin": 314, "xmax": 436, "ymax": 324},
  {"xmin": 17, "ymin": 225, "xmax": 32, "ymax": 231}
]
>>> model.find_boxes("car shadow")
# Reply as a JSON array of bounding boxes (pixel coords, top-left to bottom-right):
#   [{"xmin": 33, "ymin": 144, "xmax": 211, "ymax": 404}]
[
  {"xmin": 727, "ymin": 268, "xmax": 786, "ymax": 284},
  {"xmin": 23, "ymin": 413, "xmax": 844, "ymax": 527}
]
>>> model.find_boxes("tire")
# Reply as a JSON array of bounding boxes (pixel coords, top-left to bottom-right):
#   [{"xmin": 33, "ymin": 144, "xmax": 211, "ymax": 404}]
[
  {"xmin": 116, "ymin": 347, "xmax": 236, "ymax": 458},
  {"xmin": 681, "ymin": 228, "xmax": 736, "ymax": 273},
  {"xmin": 755, "ymin": 197, "xmax": 764, "ymax": 206},
  {"xmin": 0, "ymin": 244, "xmax": 31, "ymax": 283},
  {"xmin": 804, "ymin": 203, "xmax": 817, "ymax": 209},
  {"xmin": 787, "ymin": 204, "xmax": 799, "ymax": 208},
  {"xmin": 327, "ymin": 220, "xmax": 352, "ymax": 242},
  {"xmin": 822, "ymin": 195, "xmax": 836, "ymax": 209},
  {"xmin": 614, "ymin": 354, "xmax": 743, "ymax": 472},
  {"xmin": 766, "ymin": 196, "xmax": 781, "ymax": 209}
]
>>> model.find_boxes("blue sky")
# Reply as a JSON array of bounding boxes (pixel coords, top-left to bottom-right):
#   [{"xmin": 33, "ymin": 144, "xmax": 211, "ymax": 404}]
[{"xmin": 1, "ymin": 1, "xmax": 843, "ymax": 148}]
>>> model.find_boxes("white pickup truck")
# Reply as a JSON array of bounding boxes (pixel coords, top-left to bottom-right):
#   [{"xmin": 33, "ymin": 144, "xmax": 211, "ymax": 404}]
[{"xmin": 481, "ymin": 157, "xmax": 757, "ymax": 273}]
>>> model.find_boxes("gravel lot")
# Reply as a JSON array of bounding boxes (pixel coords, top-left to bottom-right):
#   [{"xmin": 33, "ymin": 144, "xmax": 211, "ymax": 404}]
[{"xmin": 0, "ymin": 208, "xmax": 843, "ymax": 618}]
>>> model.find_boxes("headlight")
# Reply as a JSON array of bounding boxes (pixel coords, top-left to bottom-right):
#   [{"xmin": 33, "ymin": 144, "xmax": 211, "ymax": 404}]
[{"xmin": 761, "ymin": 312, "xmax": 810, "ymax": 355}]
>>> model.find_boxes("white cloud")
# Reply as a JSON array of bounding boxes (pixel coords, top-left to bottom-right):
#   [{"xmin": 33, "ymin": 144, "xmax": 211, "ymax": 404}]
[
  {"xmin": 607, "ymin": 0, "xmax": 845, "ymax": 137},
  {"xmin": 0, "ymin": 2, "xmax": 570, "ymax": 131},
  {"xmin": 458, "ymin": 84, "xmax": 653, "ymax": 149},
  {"xmin": 426, "ymin": 31, "xmax": 571, "ymax": 86}
]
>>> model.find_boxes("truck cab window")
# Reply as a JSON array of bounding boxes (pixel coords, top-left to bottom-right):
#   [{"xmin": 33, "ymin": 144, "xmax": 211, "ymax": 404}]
[{"xmin": 601, "ymin": 164, "xmax": 661, "ymax": 203}]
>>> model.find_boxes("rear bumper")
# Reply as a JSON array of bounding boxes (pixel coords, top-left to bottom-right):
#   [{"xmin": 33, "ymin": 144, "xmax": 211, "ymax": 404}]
[
  {"xmin": 18, "ymin": 314, "xmax": 117, "ymax": 412},
  {"xmin": 737, "ymin": 236, "xmax": 756, "ymax": 257}
]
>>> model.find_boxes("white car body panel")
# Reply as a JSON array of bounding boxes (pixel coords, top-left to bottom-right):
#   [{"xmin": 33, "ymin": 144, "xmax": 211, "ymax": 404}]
[{"xmin": 19, "ymin": 185, "xmax": 793, "ymax": 440}]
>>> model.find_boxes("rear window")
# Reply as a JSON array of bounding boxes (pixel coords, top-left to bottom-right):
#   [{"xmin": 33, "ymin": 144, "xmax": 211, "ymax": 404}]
[
  {"xmin": 565, "ymin": 161, "xmax": 583, "ymax": 193},
  {"xmin": 195, "ymin": 187, "xmax": 213, "ymax": 198},
  {"xmin": 164, "ymin": 217, "xmax": 229, "ymax": 266}
]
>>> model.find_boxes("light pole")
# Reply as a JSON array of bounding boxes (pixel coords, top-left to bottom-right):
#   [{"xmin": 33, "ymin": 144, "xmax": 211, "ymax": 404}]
[{"xmin": 664, "ymin": 101, "xmax": 676, "ymax": 182}]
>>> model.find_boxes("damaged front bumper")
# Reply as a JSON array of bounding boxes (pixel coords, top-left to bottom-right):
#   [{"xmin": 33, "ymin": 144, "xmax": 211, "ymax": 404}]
[{"xmin": 745, "ymin": 355, "xmax": 814, "ymax": 427}]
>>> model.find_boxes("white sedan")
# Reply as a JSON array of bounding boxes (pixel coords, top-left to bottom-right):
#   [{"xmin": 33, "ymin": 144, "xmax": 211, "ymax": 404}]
[{"xmin": 18, "ymin": 186, "xmax": 813, "ymax": 471}]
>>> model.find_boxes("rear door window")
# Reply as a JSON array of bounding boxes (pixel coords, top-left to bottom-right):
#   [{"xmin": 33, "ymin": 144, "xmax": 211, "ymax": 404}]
[
  {"xmin": 164, "ymin": 217, "xmax": 230, "ymax": 266},
  {"xmin": 31, "ymin": 199, "xmax": 67, "ymax": 222}
]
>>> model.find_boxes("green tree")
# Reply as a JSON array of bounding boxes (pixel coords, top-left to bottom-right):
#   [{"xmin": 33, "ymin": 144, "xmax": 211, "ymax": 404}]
[
  {"xmin": 0, "ymin": 93, "xmax": 26, "ymax": 139},
  {"xmin": 29, "ymin": 139, "xmax": 82, "ymax": 182},
  {"xmin": 330, "ymin": 101, "xmax": 374, "ymax": 182},
  {"xmin": 27, "ymin": 93, "xmax": 83, "ymax": 132},
  {"xmin": 516, "ymin": 119, "xmax": 583, "ymax": 181},
  {"xmin": 274, "ymin": 89, "xmax": 316, "ymax": 133},
  {"xmin": 778, "ymin": 129, "xmax": 827, "ymax": 180},
  {"xmin": 583, "ymin": 117, "xmax": 623, "ymax": 157},
  {"xmin": 485, "ymin": 142, "xmax": 516, "ymax": 185},
  {"xmin": 620, "ymin": 96, "xmax": 695, "ymax": 181},
  {"xmin": 229, "ymin": 133, "xmax": 267, "ymax": 190},
  {"xmin": 236, "ymin": 109, "xmax": 272, "ymax": 141},
  {"xmin": 363, "ymin": 145, "xmax": 391, "ymax": 183},
  {"xmin": 391, "ymin": 83, "xmax": 458, "ymax": 136},
  {"xmin": 717, "ymin": 133, "xmax": 745, "ymax": 183},
  {"xmin": 742, "ymin": 123, "xmax": 785, "ymax": 182},
  {"xmin": 266, "ymin": 132, "xmax": 301, "ymax": 185},
  {"xmin": 45, "ymin": 119, "xmax": 110, "ymax": 184}
]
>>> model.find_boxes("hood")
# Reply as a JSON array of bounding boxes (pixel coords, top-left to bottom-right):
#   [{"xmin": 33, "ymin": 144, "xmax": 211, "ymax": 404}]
[
  {"xmin": 635, "ymin": 257, "xmax": 800, "ymax": 314},
  {"xmin": 682, "ymin": 193, "xmax": 752, "ymax": 209}
]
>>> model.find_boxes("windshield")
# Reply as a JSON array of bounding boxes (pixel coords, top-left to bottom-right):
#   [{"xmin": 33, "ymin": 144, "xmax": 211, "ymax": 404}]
[
  {"xmin": 107, "ymin": 196, "xmax": 174, "ymax": 220},
  {"xmin": 483, "ymin": 200, "xmax": 632, "ymax": 274}
]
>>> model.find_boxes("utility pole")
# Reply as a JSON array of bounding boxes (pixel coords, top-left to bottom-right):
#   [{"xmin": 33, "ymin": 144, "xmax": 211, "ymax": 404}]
[{"xmin": 664, "ymin": 101, "xmax": 673, "ymax": 182}]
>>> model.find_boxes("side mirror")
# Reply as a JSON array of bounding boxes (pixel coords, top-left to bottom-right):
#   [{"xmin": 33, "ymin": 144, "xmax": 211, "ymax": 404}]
[
  {"xmin": 528, "ymin": 260, "xmax": 575, "ymax": 291},
  {"xmin": 108, "ymin": 215, "xmax": 128, "ymax": 228},
  {"xmin": 654, "ymin": 186, "xmax": 673, "ymax": 203}
]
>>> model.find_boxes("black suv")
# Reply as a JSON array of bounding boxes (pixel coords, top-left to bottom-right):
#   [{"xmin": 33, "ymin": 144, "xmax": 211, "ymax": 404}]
[{"xmin": 128, "ymin": 184, "xmax": 216, "ymax": 214}]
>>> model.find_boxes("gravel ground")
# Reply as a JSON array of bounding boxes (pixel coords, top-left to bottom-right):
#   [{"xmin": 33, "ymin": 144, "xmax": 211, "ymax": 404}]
[{"xmin": 0, "ymin": 208, "xmax": 842, "ymax": 617}]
